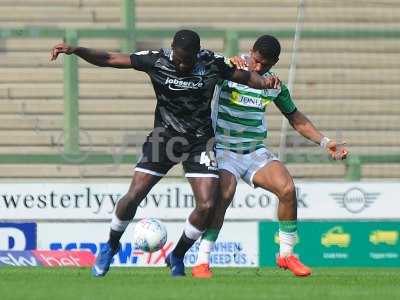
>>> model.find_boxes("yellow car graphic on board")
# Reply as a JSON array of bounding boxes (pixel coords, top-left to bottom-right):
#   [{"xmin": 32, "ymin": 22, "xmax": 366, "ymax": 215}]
[
  {"xmin": 321, "ymin": 226, "xmax": 351, "ymax": 248},
  {"xmin": 369, "ymin": 230, "xmax": 398, "ymax": 245}
]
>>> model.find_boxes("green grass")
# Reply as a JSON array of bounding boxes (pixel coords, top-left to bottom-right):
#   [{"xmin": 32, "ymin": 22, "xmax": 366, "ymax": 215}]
[{"xmin": 1, "ymin": 267, "xmax": 399, "ymax": 300}]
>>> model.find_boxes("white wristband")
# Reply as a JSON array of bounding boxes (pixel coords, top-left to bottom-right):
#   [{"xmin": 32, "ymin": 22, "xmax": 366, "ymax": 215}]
[{"xmin": 320, "ymin": 137, "xmax": 331, "ymax": 149}]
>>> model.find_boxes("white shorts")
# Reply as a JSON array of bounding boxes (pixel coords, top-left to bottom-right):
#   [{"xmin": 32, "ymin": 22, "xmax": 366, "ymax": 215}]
[{"xmin": 216, "ymin": 147, "xmax": 279, "ymax": 188}]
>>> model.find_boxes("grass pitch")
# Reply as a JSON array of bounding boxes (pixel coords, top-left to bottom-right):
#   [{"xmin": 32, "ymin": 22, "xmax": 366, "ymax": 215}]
[{"xmin": 1, "ymin": 267, "xmax": 399, "ymax": 300}]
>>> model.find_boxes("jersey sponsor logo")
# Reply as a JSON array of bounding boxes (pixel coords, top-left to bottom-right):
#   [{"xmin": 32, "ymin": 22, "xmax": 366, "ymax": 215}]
[
  {"xmin": 165, "ymin": 76, "xmax": 204, "ymax": 91},
  {"xmin": 232, "ymin": 91, "xmax": 264, "ymax": 109}
]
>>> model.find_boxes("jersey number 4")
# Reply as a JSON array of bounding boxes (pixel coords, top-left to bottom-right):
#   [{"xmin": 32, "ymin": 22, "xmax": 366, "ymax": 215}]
[{"xmin": 200, "ymin": 151, "xmax": 217, "ymax": 167}]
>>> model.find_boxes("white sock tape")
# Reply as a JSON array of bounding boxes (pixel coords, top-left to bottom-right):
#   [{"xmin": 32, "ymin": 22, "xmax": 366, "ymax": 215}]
[
  {"xmin": 184, "ymin": 219, "xmax": 204, "ymax": 241},
  {"xmin": 110, "ymin": 213, "xmax": 130, "ymax": 232}
]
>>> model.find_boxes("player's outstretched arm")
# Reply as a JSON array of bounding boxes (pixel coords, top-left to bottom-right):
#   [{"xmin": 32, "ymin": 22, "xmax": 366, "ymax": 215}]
[
  {"xmin": 229, "ymin": 69, "xmax": 280, "ymax": 90},
  {"xmin": 50, "ymin": 43, "xmax": 132, "ymax": 69},
  {"xmin": 286, "ymin": 110, "xmax": 348, "ymax": 160}
]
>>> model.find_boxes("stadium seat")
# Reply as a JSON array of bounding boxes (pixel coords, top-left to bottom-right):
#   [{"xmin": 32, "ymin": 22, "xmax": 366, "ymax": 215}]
[{"xmin": 0, "ymin": 0, "xmax": 399, "ymax": 179}]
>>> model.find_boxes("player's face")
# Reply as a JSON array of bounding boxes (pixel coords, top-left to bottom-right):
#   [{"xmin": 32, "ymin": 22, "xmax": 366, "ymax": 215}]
[
  {"xmin": 172, "ymin": 47, "xmax": 197, "ymax": 74},
  {"xmin": 248, "ymin": 50, "xmax": 276, "ymax": 74}
]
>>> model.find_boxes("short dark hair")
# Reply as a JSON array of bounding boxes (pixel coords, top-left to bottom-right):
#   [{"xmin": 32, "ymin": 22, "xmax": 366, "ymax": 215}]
[
  {"xmin": 253, "ymin": 35, "xmax": 281, "ymax": 61},
  {"xmin": 172, "ymin": 29, "xmax": 201, "ymax": 54}
]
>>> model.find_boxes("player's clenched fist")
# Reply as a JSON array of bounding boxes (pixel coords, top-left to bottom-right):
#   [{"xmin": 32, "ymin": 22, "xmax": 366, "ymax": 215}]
[{"xmin": 50, "ymin": 43, "xmax": 76, "ymax": 61}]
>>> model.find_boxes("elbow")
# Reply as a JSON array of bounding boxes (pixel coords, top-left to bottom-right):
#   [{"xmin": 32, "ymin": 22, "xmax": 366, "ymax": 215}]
[{"xmin": 288, "ymin": 117, "xmax": 299, "ymax": 130}]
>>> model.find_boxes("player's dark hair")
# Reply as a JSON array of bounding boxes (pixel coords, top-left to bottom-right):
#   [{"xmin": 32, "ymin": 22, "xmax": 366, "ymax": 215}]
[
  {"xmin": 172, "ymin": 29, "xmax": 201, "ymax": 54},
  {"xmin": 253, "ymin": 35, "xmax": 281, "ymax": 61}
]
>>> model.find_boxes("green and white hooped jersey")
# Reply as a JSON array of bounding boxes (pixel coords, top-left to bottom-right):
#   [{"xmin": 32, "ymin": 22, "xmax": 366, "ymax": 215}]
[{"xmin": 211, "ymin": 70, "xmax": 296, "ymax": 152}]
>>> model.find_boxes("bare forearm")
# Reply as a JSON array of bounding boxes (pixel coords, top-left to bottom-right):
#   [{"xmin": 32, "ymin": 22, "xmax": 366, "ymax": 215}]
[
  {"xmin": 51, "ymin": 43, "xmax": 132, "ymax": 68},
  {"xmin": 287, "ymin": 110, "xmax": 348, "ymax": 160},
  {"xmin": 246, "ymin": 71, "xmax": 269, "ymax": 89},
  {"xmin": 229, "ymin": 69, "xmax": 279, "ymax": 89},
  {"xmin": 294, "ymin": 121, "xmax": 324, "ymax": 144},
  {"xmin": 288, "ymin": 111, "xmax": 324, "ymax": 144},
  {"xmin": 73, "ymin": 47, "xmax": 112, "ymax": 67}
]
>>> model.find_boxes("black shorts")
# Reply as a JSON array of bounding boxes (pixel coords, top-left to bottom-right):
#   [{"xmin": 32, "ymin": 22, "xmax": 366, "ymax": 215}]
[{"xmin": 135, "ymin": 127, "xmax": 219, "ymax": 178}]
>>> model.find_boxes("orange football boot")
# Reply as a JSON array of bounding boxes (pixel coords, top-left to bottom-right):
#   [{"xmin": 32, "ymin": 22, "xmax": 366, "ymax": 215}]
[
  {"xmin": 277, "ymin": 255, "xmax": 311, "ymax": 277},
  {"xmin": 191, "ymin": 263, "xmax": 213, "ymax": 278}
]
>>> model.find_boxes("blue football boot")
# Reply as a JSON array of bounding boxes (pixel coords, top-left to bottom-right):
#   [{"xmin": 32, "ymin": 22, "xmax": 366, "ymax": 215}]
[
  {"xmin": 91, "ymin": 243, "xmax": 120, "ymax": 277},
  {"xmin": 165, "ymin": 252, "xmax": 185, "ymax": 277}
]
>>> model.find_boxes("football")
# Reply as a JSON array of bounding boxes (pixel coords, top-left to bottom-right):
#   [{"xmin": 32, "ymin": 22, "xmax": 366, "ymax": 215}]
[{"xmin": 132, "ymin": 218, "xmax": 168, "ymax": 252}]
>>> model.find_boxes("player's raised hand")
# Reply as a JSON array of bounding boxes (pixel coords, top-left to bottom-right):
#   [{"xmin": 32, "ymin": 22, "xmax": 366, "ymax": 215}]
[
  {"xmin": 230, "ymin": 56, "xmax": 247, "ymax": 69},
  {"xmin": 50, "ymin": 43, "xmax": 76, "ymax": 61},
  {"xmin": 325, "ymin": 140, "xmax": 348, "ymax": 160}
]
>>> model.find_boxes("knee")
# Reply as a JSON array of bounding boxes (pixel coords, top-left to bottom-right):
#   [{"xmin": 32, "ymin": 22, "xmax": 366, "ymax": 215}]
[
  {"xmin": 277, "ymin": 181, "xmax": 296, "ymax": 203},
  {"xmin": 196, "ymin": 197, "xmax": 216, "ymax": 216}
]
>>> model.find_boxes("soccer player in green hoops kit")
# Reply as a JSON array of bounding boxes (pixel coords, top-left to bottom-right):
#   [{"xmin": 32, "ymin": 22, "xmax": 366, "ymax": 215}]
[{"xmin": 192, "ymin": 35, "xmax": 349, "ymax": 278}]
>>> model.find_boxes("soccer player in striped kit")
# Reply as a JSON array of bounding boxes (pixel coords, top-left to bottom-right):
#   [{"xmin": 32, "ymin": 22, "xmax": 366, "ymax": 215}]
[{"xmin": 192, "ymin": 35, "xmax": 348, "ymax": 278}]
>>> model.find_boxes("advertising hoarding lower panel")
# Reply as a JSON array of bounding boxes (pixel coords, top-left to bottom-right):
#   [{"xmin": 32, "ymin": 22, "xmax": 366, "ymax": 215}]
[
  {"xmin": 37, "ymin": 222, "xmax": 259, "ymax": 267},
  {"xmin": 0, "ymin": 222, "xmax": 37, "ymax": 250},
  {"xmin": 259, "ymin": 221, "xmax": 400, "ymax": 267}
]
